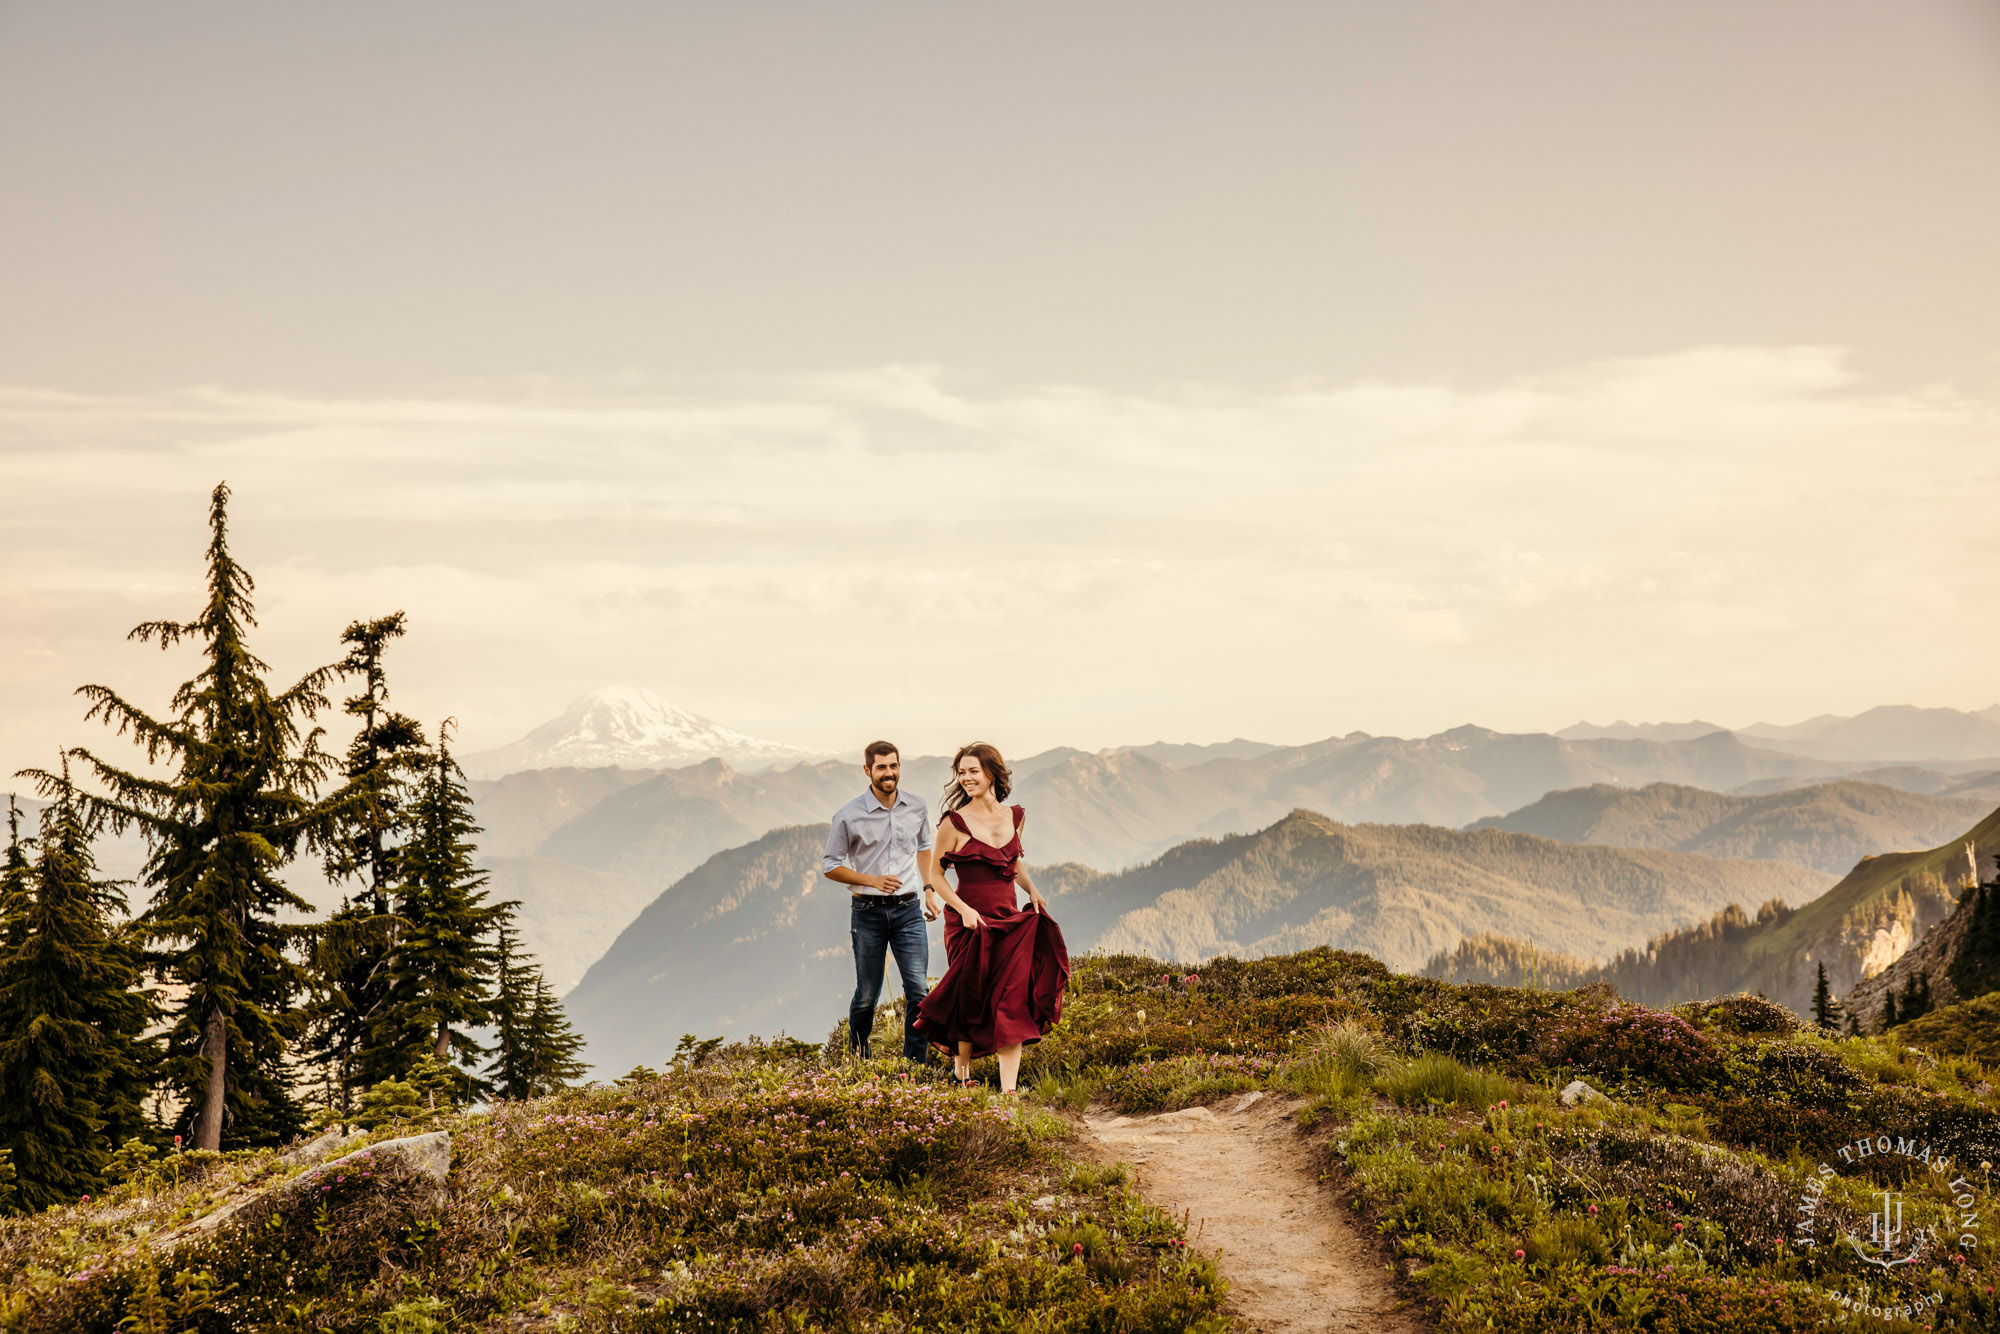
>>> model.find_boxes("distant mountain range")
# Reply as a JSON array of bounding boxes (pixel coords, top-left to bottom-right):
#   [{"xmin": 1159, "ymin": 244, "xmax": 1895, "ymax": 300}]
[
  {"xmin": 470, "ymin": 725, "xmax": 1876, "ymax": 987},
  {"xmin": 458, "ymin": 687, "xmax": 828, "ymax": 780},
  {"xmin": 562, "ymin": 810, "xmax": 1831, "ymax": 1073},
  {"xmin": 1561, "ymin": 704, "xmax": 2000, "ymax": 763},
  {"xmin": 1468, "ymin": 779, "xmax": 1992, "ymax": 876}
]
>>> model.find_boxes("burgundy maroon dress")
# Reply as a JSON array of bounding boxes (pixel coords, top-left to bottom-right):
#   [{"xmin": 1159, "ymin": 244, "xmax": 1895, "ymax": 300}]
[{"xmin": 912, "ymin": 805, "xmax": 1071, "ymax": 1059}]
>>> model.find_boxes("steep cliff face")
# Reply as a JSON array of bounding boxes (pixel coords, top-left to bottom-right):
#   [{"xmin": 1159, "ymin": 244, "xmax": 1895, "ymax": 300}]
[{"xmin": 1845, "ymin": 841, "xmax": 1987, "ymax": 1023}]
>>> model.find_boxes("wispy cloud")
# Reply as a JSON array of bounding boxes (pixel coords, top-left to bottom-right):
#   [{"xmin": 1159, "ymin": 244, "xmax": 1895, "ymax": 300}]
[{"xmin": 4, "ymin": 345, "xmax": 1997, "ymax": 775}]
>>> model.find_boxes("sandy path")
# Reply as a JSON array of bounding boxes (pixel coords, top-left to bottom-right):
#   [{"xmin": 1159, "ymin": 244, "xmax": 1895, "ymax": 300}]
[{"xmin": 1082, "ymin": 1093, "xmax": 1424, "ymax": 1334}]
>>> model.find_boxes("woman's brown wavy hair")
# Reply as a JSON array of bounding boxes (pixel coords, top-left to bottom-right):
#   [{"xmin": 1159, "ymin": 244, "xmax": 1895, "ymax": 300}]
[{"xmin": 941, "ymin": 741, "xmax": 1011, "ymax": 814}]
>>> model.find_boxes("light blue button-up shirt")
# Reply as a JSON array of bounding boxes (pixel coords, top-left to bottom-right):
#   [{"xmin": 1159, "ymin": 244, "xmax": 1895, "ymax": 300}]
[{"xmin": 822, "ymin": 786, "xmax": 934, "ymax": 896}]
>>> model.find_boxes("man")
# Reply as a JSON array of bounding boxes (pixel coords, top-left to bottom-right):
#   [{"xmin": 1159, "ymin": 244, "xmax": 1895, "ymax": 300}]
[{"xmin": 822, "ymin": 740, "xmax": 940, "ymax": 1062}]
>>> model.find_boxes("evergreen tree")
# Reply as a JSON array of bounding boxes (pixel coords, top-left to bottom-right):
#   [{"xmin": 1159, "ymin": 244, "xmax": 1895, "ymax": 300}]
[
  {"xmin": 1845, "ymin": 1009, "xmax": 1862, "ymax": 1037},
  {"xmin": 69, "ymin": 483, "xmax": 348, "ymax": 1150},
  {"xmin": 365, "ymin": 722, "xmax": 505, "ymax": 1101},
  {"xmin": 485, "ymin": 915, "xmax": 585, "ymax": 1100},
  {"xmin": 522, "ymin": 972, "xmax": 587, "ymax": 1094},
  {"xmin": 302, "ymin": 613, "xmax": 426, "ymax": 1115},
  {"xmin": 0, "ymin": 769, "xmax": 156, "ymax": 1210},
  {"xmin": 1879, "ymin": 990, "xmax": 1898, "ymax": 1032},
  {"xmin": 1949, "ymin": 860, "xmax": 2000, "ymax": 1002},
  {"xmin": 1, "ymin": 796, "xmax": 32, "ymax": 951},
  {"xmin": 1897, "ymin": 970, "xmax": 1932, "ymax": 1023},
  {"xmin": 1812, "ymin": 961, "xmax": 1834, "ymax": 1029},
  {"xmin": 322, "ymin": 613, "xmax": 425, "ymax": 908}
]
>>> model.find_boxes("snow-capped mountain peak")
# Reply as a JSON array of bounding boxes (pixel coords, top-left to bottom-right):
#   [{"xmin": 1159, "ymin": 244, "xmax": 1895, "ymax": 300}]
[{"xmin": 459, "ymin": 687, "xmax": 828, "ymax": 779}]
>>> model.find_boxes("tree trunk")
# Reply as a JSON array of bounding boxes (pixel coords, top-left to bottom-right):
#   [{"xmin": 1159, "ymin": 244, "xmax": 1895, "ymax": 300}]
[
  {"xmin": 195, "ymin": 1004, "xmax": 227, "ymax": 1151},
  {"xmin": 433, "ymin": 1024, "xmax": 450, "ymax": 1061}
]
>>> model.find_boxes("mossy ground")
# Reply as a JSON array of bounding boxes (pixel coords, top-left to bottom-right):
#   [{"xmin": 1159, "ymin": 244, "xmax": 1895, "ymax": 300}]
[{"xmin": 7, "ymin": 948, "xmax": 2000, "ymax": 1331}]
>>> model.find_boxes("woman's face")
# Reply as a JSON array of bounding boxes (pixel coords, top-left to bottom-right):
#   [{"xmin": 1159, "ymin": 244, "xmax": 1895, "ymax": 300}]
[{"xmin": 956, "ymin": 756, "xmax": 989, "ymax": 797}]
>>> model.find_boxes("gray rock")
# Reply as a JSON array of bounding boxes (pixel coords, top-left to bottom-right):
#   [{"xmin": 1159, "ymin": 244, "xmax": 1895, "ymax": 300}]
[
  {"xmin": 169, "ymin": 1132, "xmax": 453, "ymax": 1245},
  {"xmin": 1229, "ymin": 1091, "xmax": 1266, "ymax": 1114},
  {"xmin": 279, "ymin": 1127, "xmax": 359, "ymax": 1167},
  {"xmin": 1559, "ymin": 1079, "xmax": 1609, "ymax": 1107},
  {"xmin": 326, "ymin": 1130, "xmax": 453, "ymax": 1185}
]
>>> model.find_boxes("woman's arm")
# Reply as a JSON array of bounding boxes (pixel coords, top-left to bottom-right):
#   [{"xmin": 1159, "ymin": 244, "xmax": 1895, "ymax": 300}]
[{"xmin": 930, "ymin": 818, "xmax": 985, "ymax": 929}]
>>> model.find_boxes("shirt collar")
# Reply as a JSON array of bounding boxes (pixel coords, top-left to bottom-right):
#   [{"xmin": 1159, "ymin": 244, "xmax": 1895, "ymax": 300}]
[{"xmin": 863, "ymin": 786, "xmax": 903, "ymax": 812}]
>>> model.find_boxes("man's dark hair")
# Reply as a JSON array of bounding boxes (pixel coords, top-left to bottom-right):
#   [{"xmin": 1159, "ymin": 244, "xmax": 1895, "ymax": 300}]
[{"xmin": 863, "ymin": 740, "xmax": 899, "ymax": 768}]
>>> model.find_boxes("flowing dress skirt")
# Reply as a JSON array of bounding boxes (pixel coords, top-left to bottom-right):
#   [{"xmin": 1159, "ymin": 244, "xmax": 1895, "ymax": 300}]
[{"xmin": 913, "ymin": 873, "xmax": 1070, "ymax": 1058}]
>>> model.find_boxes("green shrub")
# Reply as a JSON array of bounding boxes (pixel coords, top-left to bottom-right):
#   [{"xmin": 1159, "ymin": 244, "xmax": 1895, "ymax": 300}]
[{"xmin": 1379, "ymin": 1054, "xmax": 1512, "ymax": 1111}]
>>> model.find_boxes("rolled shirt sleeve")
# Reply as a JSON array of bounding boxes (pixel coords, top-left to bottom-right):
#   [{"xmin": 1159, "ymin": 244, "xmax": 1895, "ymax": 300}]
[
  {"xmin": 821, "ymin": 809, "xmax": 853, "ymax": 875},
  {"xmin": 916, "ymin": 804, "xmax": 934, "ymax": 852}
]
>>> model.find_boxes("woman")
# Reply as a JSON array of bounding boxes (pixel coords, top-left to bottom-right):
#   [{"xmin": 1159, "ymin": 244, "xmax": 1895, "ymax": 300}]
[{"xmin": 912, "ymin": 742, "xmax": 1071, "ymax": 1093}]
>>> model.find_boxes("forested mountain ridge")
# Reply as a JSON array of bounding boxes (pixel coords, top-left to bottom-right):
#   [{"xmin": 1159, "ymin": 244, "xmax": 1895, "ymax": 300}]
[
  {"xmin": 1468, "ymin": 778, "xmax": 1990, "ymax": 875},
  {"xmin": 1427, "ymin": 804, "xmax": 2000, "ymax": 1016},
  {"xmin": 1045, "ymin": 810, "xmax": 1828, "ymax": 973}
]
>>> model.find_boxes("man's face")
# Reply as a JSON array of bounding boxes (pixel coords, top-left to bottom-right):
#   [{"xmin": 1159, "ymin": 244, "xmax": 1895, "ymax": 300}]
[{"xmin": 867, "ymin": 753, "xmax": 900, "ymax": 794}]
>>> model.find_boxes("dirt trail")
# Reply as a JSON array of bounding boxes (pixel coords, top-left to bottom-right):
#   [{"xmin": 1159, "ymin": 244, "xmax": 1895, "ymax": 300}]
[{"xmin": 1082, "ymin": 1092, "xmax": 1424, "ymax": 1334}]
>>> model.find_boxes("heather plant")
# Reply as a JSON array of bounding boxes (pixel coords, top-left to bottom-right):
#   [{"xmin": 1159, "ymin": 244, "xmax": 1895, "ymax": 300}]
[
  {"xmin": 1541, "ymin": 1005, "xmax": 1726, "ymax": 1092},
  {"xmin": 1673, "ymin": 992, "xmax": 1801, "ymax": 1037}
]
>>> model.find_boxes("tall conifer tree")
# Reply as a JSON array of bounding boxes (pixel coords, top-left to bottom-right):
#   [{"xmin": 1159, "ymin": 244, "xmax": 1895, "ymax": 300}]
[
  {"xmin": 0, "ymin": 769, "xmax": 155, "ymax": 1210},
  {"xmin": 70, "ymin": 483, "xmax": 347, "ymax": 1150},
  {"xmin": 365, "ymin": 722, "xmax": 505, "ymax": 1100},
  {"xmin": 303, "ymin": 613, "xmax": 425, "ymax": 1113}
]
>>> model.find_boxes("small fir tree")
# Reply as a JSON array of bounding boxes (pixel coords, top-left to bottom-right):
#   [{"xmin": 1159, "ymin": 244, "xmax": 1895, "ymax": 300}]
[
  {"xmin": 365, "ymin": 722, "xmax": 506, "ymax": 1101},
  {"xmin": 1897, "ymin": 970, "xmax": 1932, "ymax": 1023},
  {"xmin": 485, "ymin": 915, "xmax": 585, "ymax": 1100},
  {"xmin": 1811, "ymin": 961, "xmax": 1834, "ymax": 1029},
  {"xmin": 0, "ymin": 770, "xmax": 156, "ymax": 1210},
  {"xmin": 69, "ymin": 483, "xmax": 350, "ymax": 1150},
  {"xmin": 302, "ymin": 612, "xmax": 426, "ymax": 1115},
  {"xmin": 522, "ymin": 972, "xmax": 588, "ymax": 1094},
  {"xmin": 1879, "ymin": 990, "xmax": 1898, "ymax": 1032}
]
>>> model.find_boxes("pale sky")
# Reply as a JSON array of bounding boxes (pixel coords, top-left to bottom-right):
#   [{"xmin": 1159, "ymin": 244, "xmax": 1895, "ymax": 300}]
[{"xmin": 4, "ymin": 2, "xmax": 1999, "ymax": 778}]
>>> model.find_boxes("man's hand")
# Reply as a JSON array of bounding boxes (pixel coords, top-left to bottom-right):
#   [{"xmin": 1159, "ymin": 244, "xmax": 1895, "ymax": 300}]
[
  {"xmin": 873, "ymin": 873, "xmax": 903, "ymax": 893},
  {"xmin": 922, "ymin": 888, "xmax": 941, "ymax": 921}
]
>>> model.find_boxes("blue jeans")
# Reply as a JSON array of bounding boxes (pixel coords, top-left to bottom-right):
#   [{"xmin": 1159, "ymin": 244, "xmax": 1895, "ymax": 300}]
[{"xmin": 849, "ymin": 896, "xmax": 930, "ymax": 1061}]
